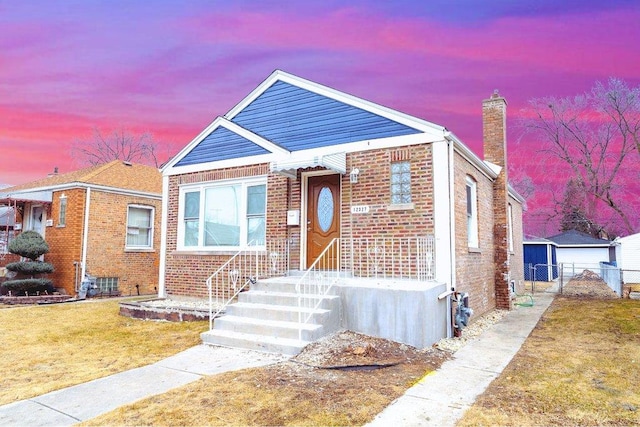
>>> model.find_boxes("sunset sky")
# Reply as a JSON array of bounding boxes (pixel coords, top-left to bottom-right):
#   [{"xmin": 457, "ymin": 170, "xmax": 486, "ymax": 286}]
[{"xmin": 2, "ymin": 1, "xmax": 639, "ymax": 235}]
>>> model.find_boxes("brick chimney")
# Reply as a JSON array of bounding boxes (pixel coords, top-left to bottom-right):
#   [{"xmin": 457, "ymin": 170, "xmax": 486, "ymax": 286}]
[{"xmin": 482, "ymin": 90, "xmax": 512, "ymax": 310}]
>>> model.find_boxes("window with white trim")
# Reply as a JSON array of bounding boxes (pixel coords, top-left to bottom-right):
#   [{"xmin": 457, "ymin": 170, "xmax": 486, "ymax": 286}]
[
  {"xmin": 390, "ymin": 161, "xmax": 411, "ymax": 204},
  {"xmin": 466, "ymin": 176, "xmax": 479, "ymax": 248},
  {"xmin": 179, "ymin": 178, "xmax": 267, "ymax": 250},
  {"xmin": 126, "ymin": 205, "xmax": 154, "ymax": 249}
]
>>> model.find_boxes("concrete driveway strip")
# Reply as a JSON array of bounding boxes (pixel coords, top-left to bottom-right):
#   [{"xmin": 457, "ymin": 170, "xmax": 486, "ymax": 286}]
[
  {"xmin": 367, "ymin": 292, "xmax": 554, "ymax": 427},
  {"xmin": 0, "ymin": 345, "xmax": 286, "ymax": 427}
]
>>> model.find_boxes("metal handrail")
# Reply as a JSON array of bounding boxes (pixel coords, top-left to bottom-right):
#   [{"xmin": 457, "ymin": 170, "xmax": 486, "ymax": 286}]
[
  {"xmin": 295, "ymin": 238, "xmax": 341, "ymax": 340},
  {"xmin": 206, "ymin": 239, "xmax": 290, "ymax": 330}
]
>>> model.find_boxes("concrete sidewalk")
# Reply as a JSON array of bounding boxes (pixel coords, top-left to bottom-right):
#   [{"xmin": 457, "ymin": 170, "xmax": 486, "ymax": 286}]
[
  {"xmin": 367, "ymin": 291, "xmax": 555, "ymax": 426},
  {"xmin": 0, "ymin": 346, "xmax": 287, "ymax": 426},
  {"xmin": 0, "ymin": 292, "xmax": 554, "ymax": 426}
]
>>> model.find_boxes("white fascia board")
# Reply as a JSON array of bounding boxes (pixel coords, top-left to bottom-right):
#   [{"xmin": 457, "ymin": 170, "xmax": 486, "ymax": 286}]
[
  {"xmin": 162, "ymin": 117, "xmax": 288, "ymax": 174},
  {"xmin": 163, "ymin": 153, "xmax": 276, "ymax": 177},
  {"xmin": 164, "ymin": 132, "xmax": 444, "ymax": 177},
  {"xmin": 446, "ymin": 131, "xmax": 497, "ymax": 180},
  {"xmin": 508, "ymin": 184, "xmax": 526, "ymax": 204},
  {"xmin": 162, "ymin": 117, "xmax": 223, "ymax": 172},
  {"xmin": 226, "ymin": 70, "xmax": 446, "ymax": 138},
  {"xmin": 484, "ymin": 160, "xmax": 502, "ymax": 175}
]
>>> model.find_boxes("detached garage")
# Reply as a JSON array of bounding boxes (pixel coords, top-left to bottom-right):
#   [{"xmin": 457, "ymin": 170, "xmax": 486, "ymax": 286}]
[
  {"xmin": 523, "ymin": 237, "xmax": 558, "ymax": 281},
  {"xmin": 615, "ymin": 233, "xmax": 640, "ymax": 284},
  {"xmin": 547, "ymin": 230, "xmax": 614, "ymax": 274}
]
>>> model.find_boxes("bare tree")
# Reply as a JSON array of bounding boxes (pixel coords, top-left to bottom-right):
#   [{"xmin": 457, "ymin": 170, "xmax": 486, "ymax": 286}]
[
  {"xmin": 71, "ymin": 127, "xmax": 160, "ymax": 167},
  {"xmin": 522, "ymin": 78, "xmax": 640, "ymax": 236}
]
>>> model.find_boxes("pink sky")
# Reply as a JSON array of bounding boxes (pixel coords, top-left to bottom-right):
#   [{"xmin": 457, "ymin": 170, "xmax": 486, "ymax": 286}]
[{"xmin": 1, "ymin": 1, "xmax": 639, "ymax": 236}]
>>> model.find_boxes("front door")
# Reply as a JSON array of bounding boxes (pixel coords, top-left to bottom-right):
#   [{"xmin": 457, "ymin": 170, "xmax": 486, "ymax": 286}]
[
  {"xmin": 30, "ymin": 206, "xmax": 45, "ymax": 235},
  {"xmin": 306, "ymin": 174, "xmax": 340, "ymax": 268}
]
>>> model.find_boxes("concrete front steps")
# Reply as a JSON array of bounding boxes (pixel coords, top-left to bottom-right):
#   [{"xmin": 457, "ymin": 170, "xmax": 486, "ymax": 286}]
[{"xmin": 201, "ymin": 277, "xmax": 341, "ymax": 355}]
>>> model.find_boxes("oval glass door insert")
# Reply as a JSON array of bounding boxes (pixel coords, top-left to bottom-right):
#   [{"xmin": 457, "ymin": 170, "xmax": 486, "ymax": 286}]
[{"xmin": 317, "ymin": 187, "xmax": 334, "ymax": 232}]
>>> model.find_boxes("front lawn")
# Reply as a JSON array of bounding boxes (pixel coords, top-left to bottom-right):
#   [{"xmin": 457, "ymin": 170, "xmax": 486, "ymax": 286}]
[
  {"xmin": 0, "ymin": 299, "xmax": 207, "ymax": 405},
  {"xmin": 459, "ymin": 297, "xmax": 640, "ymax": 426}
]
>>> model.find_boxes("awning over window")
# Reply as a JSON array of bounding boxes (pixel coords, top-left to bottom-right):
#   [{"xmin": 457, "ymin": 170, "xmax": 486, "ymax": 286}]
[
  {"xmin": 270, "ymin": 152, "xmax": 346, "ymax": 179},
  {"xmin": 0, "ymin": 190, "xmax": 53, "ymax": 204}
]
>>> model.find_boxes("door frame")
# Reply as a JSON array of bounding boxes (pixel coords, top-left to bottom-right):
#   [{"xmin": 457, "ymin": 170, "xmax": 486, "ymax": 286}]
[{"xmin": 300, "ymin": 170, "xmax": 341, "ymax": 270}]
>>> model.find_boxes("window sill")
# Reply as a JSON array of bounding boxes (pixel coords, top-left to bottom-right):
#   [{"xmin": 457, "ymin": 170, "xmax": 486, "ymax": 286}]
[
  {"xmin": 56, "ymin": 225, "xmax": 66, "ymax": 228},
  {"xmin": 173, "ymin": 248, "xmax": 266, "ymax": 256},
  {"xmin": 387, "ymin": 203, "xmax": 415, "ymax": 211},
  {"xmin": 125, "ymin": 248, "xmax": 155, "ymax": 253},
  {"xmin": 468, "ymin": 246, "xmax": 481, "ymax": 253}
]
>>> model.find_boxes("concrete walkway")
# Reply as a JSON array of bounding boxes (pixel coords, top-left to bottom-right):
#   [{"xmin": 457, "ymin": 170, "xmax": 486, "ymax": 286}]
[
  {"xmin": 0, "ymin": 292, "xmax": 554, "ymax": 426},
  {"xmin": 0, "ymin": 346, "xmax": 287, "ymax": 426},
  {"xmin": 367, "ymin": 291, "xmax": 555, "ymax": 426}
]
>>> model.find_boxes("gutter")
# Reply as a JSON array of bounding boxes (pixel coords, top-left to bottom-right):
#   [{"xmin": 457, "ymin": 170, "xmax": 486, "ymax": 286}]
[{"xmin": 80, "ymin": 187, "xmax": 91, "ymax": 288}]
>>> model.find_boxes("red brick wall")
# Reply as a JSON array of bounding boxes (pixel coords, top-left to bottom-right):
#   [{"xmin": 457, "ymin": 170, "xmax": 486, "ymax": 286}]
[
  {"xmin": 163, "ymin": 144, "xmax": 437, "ymax": 298},
  {"xmin": 85, "ymin": 190, "xmax": 162, "ymax": 296},
  {"xmin": 44, "ymin": 189, "xmax": 86, "ymax": 295},
  {"xmin": 343, "ymin": 146, "xmax": 435, "ymax": 239},
  {"xmin": 483, "ymin": 93, "xmax": 511, "ymax": 309},
  {"xmin": 453, "ymin": 152, "xmax": 497, "ymax": 317}
]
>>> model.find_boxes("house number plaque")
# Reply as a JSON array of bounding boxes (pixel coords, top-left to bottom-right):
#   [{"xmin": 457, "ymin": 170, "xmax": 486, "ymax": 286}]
[{"xmin": 351, "ymin": 205, "xmax": 370, "ymax": 214}]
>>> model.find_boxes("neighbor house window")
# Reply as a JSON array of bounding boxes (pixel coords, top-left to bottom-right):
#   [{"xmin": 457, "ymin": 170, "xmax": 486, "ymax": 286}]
[
  {"xmin": 179, "ymin": 178, "xmax": 267, "ymax": 250},
  {"xmin": 126, "ymin": 205, "xmax": 154, "ymax": 249},
  {"xmin": 466, "ymin": 176, "xmax": 479, "ymax": 248},
  {"xmin": 508, "ymin": 203, "xmax": 514, "ymax": 252},
  {"xmin": 58, "ymin": 194, "xmax": 67, "ymax": 227},
  {"xmin": 96, "ymin": 277, "xmax": 118, "ymax": 293},
  {"xmin": 390, "ymin": 161, "xmax": 411, "ymax": 204}
]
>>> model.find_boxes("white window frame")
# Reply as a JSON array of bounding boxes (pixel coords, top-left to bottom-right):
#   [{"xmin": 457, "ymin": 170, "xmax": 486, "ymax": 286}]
[
  {"xmin": 177, "ymin": 176, "xmax": 267, "ymax": 252},
  {"xmin": 466, "ymin": 176, "xmax": 479, "ymax": 249},
  {"xmin": 126, "ymin": 204, "xmax": 155, "ymax": 250}
]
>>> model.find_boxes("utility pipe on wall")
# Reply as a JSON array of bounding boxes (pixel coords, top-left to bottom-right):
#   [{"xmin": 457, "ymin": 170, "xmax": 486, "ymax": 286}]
[{"xmin": 80, "ymin": 187, "xmax": 91, "ymax": 283}]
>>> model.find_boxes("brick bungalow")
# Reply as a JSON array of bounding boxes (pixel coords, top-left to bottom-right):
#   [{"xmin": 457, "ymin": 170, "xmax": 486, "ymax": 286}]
[
  {"xmin": 0, "ymin": 161, "xmax": 162, "ymax": 297},
  {"xmin": 159, "ymin": 70, "xmax": 524, "ymax": 353}
]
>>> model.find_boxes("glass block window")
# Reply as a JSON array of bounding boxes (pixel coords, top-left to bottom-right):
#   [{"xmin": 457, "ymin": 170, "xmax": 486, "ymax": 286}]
[
  {"xmin": 58, "ymin": 195, "xmax": 67, "ymax": 227},
  {"xmin": 96, "ymin": 277, "xmax": 118, "ymax": 293},
  {"xmin": 391, "ymin": 161, "xmax": 411, "ymax": 204}
]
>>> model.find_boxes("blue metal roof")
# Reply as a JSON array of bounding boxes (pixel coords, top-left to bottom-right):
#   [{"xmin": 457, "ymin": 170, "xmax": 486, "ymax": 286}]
[
  {"xmin": 231, "ymin": 81, "xmax": 421, "ymax": 152},
  {"xmin": 175, "ymin": 126, "xmax": 270, "ymax": 167}
]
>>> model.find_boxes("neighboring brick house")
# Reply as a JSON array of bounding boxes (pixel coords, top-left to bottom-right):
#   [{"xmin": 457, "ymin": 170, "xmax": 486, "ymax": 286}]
[
  {"xmin": 0, "ymin": 161, "xmax": 162, "ymax": 296},
  {"xmin": 159, "ymin": 70, "xmax": 524, "ymax": 349}
]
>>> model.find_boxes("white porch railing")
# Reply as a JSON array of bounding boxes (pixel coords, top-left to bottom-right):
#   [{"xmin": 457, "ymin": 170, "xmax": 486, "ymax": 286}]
[
  {"xmin": 205, "ymin": 236, "xmax": 436, "ymax": 332},
  {"xmin": 206, "ymin": 239, "xmax": 290, "ymax": 330},
  {"xmin": 344, "ymin": 236, "xmax": 435, "ymax": 281},
  {"xmin": 295, "ymin": 238, "xmax": 341, "ymax": 340}
]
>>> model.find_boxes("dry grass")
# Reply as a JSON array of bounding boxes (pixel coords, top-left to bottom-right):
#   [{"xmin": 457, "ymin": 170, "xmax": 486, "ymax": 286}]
[
  {"xmin": 0, "ymin": 298, "xmax": 207, "ymax": 405},
  {"xmin": 459, "ymin": 297, "xmax": 640, "ymax": 426},
  {"xmin": 81, "ymin": 361, "xmax": 432, "ymax": 426}
]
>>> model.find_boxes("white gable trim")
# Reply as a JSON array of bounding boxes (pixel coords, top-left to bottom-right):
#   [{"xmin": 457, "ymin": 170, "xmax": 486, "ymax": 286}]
[
  {"xmin": 225, "ymin": 70, "xmax": 446, "ymax": 139},
  {"xmin": 162, "ymin": 117, "xmax": 288, "ymax": 173}
]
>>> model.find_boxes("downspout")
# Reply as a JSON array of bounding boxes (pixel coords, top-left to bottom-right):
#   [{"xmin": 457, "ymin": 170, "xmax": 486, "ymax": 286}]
[
  {"xmin": 158, "ymin": 175, "xmax": 169, "ymax": 298},
  {"xmin": 445, "ymin": 132, "xmax": 457, "ymax": 338},
  {"xmin": 80, "ymin": 187, "xmax": 91, "ymax": 284}
]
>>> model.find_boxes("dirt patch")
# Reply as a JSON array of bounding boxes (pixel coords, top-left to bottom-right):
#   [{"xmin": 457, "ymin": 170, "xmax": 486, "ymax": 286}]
[{"xmin": 563, "ymin": 270, "xmax": 618, "ymax": 299}]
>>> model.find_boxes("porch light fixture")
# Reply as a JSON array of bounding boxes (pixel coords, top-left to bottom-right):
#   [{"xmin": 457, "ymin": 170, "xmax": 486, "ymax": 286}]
[{"xmin": 350, "ymin": 168, "xmax": 360, "ymax": 184}]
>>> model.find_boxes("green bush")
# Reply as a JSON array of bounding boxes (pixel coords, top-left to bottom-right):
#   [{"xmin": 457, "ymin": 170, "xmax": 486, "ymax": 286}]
[
  {"xmin": 6, "ymin": 261, "xmax": 54, "ymax": 275},
  {"xmin": 8, "ymin": 230, "xmax": 50, "ymax": 261},
  {"xmin": 1, "ymin": 278, "xmax": 55, "ymax": 296}
]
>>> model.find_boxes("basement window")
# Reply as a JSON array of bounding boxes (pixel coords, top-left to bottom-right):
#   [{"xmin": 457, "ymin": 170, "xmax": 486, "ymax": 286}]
[{"xmin": 96, "ymin": 277, "xmax": 119, "ymax": 293}]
